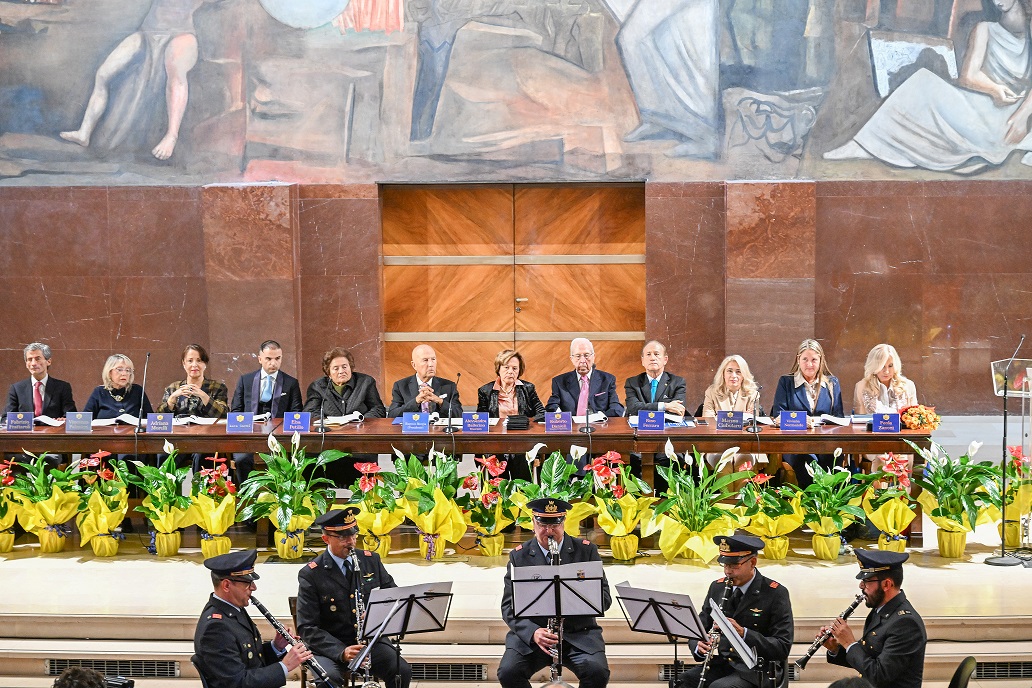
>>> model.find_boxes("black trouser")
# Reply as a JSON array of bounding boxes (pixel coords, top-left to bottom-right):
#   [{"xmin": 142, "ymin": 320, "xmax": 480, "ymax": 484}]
[
  {"xmin": 314, "ymin": 638, "xmax": 411, "ymax": 688},
  {"xmin": 497, "ymin": 643, "xmax": 609, "ymax": 688},
  {"xmin": 677, "ymin": 660, "xmax": 758, "ymax": 688}
]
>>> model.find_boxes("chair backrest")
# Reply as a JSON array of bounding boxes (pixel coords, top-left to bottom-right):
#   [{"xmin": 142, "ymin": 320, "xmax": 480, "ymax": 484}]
[
  {"xmin": 191, "ymin": 655, "xmax": 212, "ymax": 688},
  {"xmin": 948, "ymin": 656, "xmax": 977, "ymax": 688}
]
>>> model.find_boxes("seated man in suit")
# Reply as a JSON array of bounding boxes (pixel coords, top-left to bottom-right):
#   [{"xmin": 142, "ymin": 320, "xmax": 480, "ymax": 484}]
[
  {"xmin": 546, "ymin": 338, "xmax": 624, "ymax": 418},
  {"xmin": 230, "ymin": 340, "xmax": 303, "ymax": 486},
  {"xmin": 387, "ymin": 344, "xmax": 462, "ymax": 418},
  {"xmin": 624, "ymin": 340, "xmax": 687, "ymax": 493},
  {"xmin": 5, "ymin": 342, "xmax": 76, "ymax": 418}
]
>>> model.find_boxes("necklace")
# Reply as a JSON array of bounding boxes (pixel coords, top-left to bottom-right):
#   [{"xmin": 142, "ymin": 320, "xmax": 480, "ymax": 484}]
[
  {"xmin": 728, "ymin": 390, "xmax": 740, "ymax": 409},
  {"xmin": 110, "ymin": 388, "xmax": 126, "ymax": 402}
]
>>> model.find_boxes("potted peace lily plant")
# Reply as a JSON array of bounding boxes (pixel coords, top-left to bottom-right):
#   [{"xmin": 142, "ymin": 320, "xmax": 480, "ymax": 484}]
[
  {"xmin": 0, "ymin": 460, "xmax": 20, "ymax": 553},
  {"xmin": 346, "ymin": 460, "xmax": 406, "ymax": 557},
  {"xmin": 191, "ymin": 454, "xmax": 237, "ymax": 558},
  {"xmin": 861, "ymin": 453, "xmax": 916, "ymax": 552},
  {"xmin": 510, "ymin": 447, "xmax": 595, "ymax": 535},
  {"xmin": 8, "ymin": 452, "xmax": 83, "ymax": 553},
  {"xmin": 585, "ymin": 450, "xmax": 655, "ymax": 561},
  {"xmin": 395, "ymin": 447, "xmax": 466, "ymax": 560},
  {"xmin": 736, "ymin": 463, "xmax": 803, "ymax": 560},
  {"xmin": 456, "ymin": 455, "xmax": 522, "ymax": 557},
  {"xmin": 237, "ymin": 432, "xmax": 344, "ymax": 560},
  {"xmin": 797, "ymin": 451, "xmax": 880, "ymax": 560},
  {"xmin": 116, "ymin": 442, "xmax": 196, "ymax": 556},
  {"xmin": 75, "ymin": 450, "xmax": 129, "ymax": 557}
]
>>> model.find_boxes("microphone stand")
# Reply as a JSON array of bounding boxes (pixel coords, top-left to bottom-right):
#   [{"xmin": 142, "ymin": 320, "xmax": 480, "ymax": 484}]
[
  {"xmin": 133, "ymin": 352, "xmax": 151, "ymax": 460},
  {"xmin": 744, "ymin": 385, "xmax": 763, "ymax": 434},
  {"xmin": 987, "ymin": 335, "xmax": 1026, "ymax": 567},
  {"xmin": 442, "ymin": 372, "xmax": 460, "ymax": 435}
]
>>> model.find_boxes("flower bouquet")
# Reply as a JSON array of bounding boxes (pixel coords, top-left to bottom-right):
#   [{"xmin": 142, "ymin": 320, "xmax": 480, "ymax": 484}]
[
  {"xmin": 861, "ymin": 453, "xmax": 916, "ymax": 552},
  {"xmin": 587, "ymin": 451, "xmax": 655, "ymax": 560},
  {"xmin": 798, "ymin": 451, "xmax": 880, "ymax": 560},
  {"xmin": 0, "ymin": 461, "xmax": 21, "ymax": 553},
  {"xmin": 75, "ymin": 451, "xmax": 128, "ymax": 557},
  {"xmin": 8, "ymin": 452, "xmax": 83, "ymax": 552},
  {"xmin": 396, "ymin": 447, "xmax": 467, "ymax": 560},
  {"xmin": 998, "ymin": 445, "xmax": 1032, "ymax": 547},
  {"xmin": 510, "ymin": 448, "xmax": 595, "ymax": 535},
  {"xmin": 116, "ymin": 441, "xmax": 197, "ymax": 556},
  {"xmin": 346, "ymin": 460, "xmax": 406, "ymax": 557},
  {"xmin": 190, "ymin": 454, "xmax": 237, "ymax": 558},
  {"xmin": 736, "ymin": 465, "xmax": 803, "ymax": 560},
  {"xmin": 644, "ymin": 443, "xmax": 751, "ymax": 562},
  {"xmin": 899, "ymin": 404, "xmax": 941, "ymax": 431},
  {"xmin": 238, "ymin": 433, "xmax": 344, "ymax": 559},
  {"xmin": 457, "ymin": 455, "xmax": 521, "ymax": 556}
]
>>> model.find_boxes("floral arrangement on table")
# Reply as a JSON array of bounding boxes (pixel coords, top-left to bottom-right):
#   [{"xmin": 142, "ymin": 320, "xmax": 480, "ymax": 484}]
[
  {"xmin": 190, "ymin": 454, "xmax": 237, "ymax": 558},
  {"xmin": 643, "ymin": 443, "xmax": 752, "ymax": 562},
  {"xmin": 346, "ymin": 460, "xmax": 406, "ymax": 557},
  {"xmin": 907, "ymin": 439, "xmax": 1000, "ymax": 558},
  {"xmin": 75, "ymin": 450, "xmax": 129, "ymax": 557},
  {"xmin": 115, "ymin": 441, "xmax": 197, "ymax": 556},
  {"xmin": 7, "ymin": 452, "xmax": 83, "ymax": 553},
  {"xmin": 797, "ymin": 450, "xmax": 880, "ymax": 560},
  {"xmin": 510, "ymin": 448, "xmax": 595, "ymax": 535},
  {"xmin": 394, "ymin": 447, "xmax": 467, "ymax": 560},
  {"xmin": 736, "ymin": 463, "xmax": 803, "ymax": 560},
  {"xmin": 899, "ymin": 404, "xmax": 941, "ymax": 431},
  {"xmin": 456, "ymin": 455, "xmax": 522, "ymax": 556},
  {"xmin": 237, "ymin": 433, "xmax": 344, "ymax": 559},
  {"xmin": 0, "ymin": 460, "xmax": 21, "ymax": 553},
  {"xmin": 585, "ymin": 450, "xmax": 655, "ymax": 560},
  {"xmin": 860, "ymin": 453, "xmax": 916, "ymax": 552}
]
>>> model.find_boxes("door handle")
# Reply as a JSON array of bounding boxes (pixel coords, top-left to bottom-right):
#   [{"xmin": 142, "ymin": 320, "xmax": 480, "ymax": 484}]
[{"xmin": 515, "ymin": 298, "xmax": 529, "ymax": 303}]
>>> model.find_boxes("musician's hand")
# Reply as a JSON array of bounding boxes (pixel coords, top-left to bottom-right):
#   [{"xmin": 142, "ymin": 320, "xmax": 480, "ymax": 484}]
[
  {"xmin": 695, "ymin": 639, "xmax": 711, "ymax": 656},
  {"xmin": 830, "ymin": 617, "xmax": 856, "ymax": 647},
  {"xmin": 533, "ymin": 627, "xmax": 559, "ymax": 654},
  {"xmin": 343, "ymin": 644, "xmax": 365, "ymax": 662},
  {"xmin": 819, "ymin": 625, "xmax": 840, "ymax": 652},
  {"xmin": 272, "ymin": 627, "xmax": 297, "ymax": 653},
  {"xmin": 282, "ymin": 641, "xmax": 312, "ymax": 672},
  {"xmin": 727, "ymin": 618, "xmax": 745, "ymax": 638}
]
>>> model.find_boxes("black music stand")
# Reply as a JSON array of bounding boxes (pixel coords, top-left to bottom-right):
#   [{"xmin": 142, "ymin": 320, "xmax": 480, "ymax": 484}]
[{"xmin": 615, "ymin": 582, "xmax": 707, "ymax": 686}]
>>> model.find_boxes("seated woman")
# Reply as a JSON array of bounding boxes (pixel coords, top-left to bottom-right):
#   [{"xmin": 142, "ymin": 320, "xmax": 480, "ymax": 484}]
[
  {"xmin": 477, "ymin": 349, "xmax": 545, "ymax": 481},
  {"xmin": 702, "ymin": 354, "xmax": 767, "ymax": 470},
  {"xmin": 157, "ymin": 344, "xmax": 229, "ymax": 471},
  {"xmin": 854, "ymin": 343, "xmax": 919, "ymax": 474},
  {"xmin": 83, "ymin": 354, "xmax": 154, "ymax": 421},
  {"xmin": 770, "ymin": 339, "xmax": 844, "ymax": 487}
]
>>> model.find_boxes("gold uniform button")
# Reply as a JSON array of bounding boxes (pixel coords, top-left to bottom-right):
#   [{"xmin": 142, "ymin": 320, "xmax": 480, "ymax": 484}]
[
  {"xmin": 248, "ymin": 651, "xmax": 254, "ymax": 659},
  {"xmin": 330, "ymin": 605, "xmax": 337, "ymax": 612}
]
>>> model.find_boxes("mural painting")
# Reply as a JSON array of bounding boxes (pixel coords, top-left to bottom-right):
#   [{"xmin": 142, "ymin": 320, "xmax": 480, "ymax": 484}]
[{"xmin": 0, "ymin": 0, "xmax": 1030, "ymax": 184}]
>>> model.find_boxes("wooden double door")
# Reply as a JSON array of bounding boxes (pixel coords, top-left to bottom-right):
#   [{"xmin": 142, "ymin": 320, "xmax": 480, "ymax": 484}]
[{"xmin": 381, "ymin": 183, "xmax": 646, "ymax": 408}]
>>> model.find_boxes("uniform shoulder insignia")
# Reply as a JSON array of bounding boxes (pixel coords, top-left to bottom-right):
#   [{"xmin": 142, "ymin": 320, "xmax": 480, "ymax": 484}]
[
  {"xmin": 769, "ymin": 581, "xmax": 779, "ymax": 588},
  {"xmin": 514, "ymin": 544, "xmax": 523, "ymax": 551},
  {"xmin": 307, "ymin": 561, "xmax": 318, "ymax": 568},
  {"xmin": 717, "ymin": 576, "xmax": 727, "ymax": 583},
  {"xmin": 211, "ymin": 613, "xmax": 222, "ymax": 619},
  {"xmin": 582, "ymin": 539, "xmax": 590, "ymax": 545},
  {"xmin": 364, "ymin": 550, "xmax": 372, "ymax": 556},
  {"xmin": 898, "ymin": 610, "xmax": 909, "ymax": 615}
]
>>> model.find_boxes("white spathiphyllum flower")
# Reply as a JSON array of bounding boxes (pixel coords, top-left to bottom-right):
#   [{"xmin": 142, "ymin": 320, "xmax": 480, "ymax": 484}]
[
  {"xmin": 163, "ymin": 439, "xmax": 175, "ymax": 455},
  {"xmin": 165, "ymin": 473, "xmax": 177, "ymax": 481},
  {"xmin": 393, "ymin": 445, "xmax": 405, "ymax": 461},
  {"xmin": 665, "ymin": 439, "xmax": 679, "ymax": 464},
  {"xmin": 833, "ymin": 447, "xmax": 843, "ymax": 459},
  {"xmin": 715, "ymin": 447, "xmax": 740, "ymax": 474},
  {"xmin": 833, "ymin": 466, "xmax": 850, "ymax": 473},
  {"xmin": 526, "ymin": 443, "xmax": 547, "ymax": 464},
  {"xmin": 968, "ymin": 440, "xmax": 983, "ymax": 458},
  {"xmin": 429, "ymin": 445, "xmax": 446, "ymax": 463},
  {"xmin": 291, "ymin": 431, "xmax": 300, "ymax": 452},
  {"xmin": 570, "ymin": 445, "xmax": 587, "ymax": 465},
  {"xmin": 805, "ymin": 462, "xmax": 816, "ymax": 477},
  {"xmin": 684, "ymin": 449, "xmax": 694, "ymax": 468},
  {"xmin": 267, "ymin": 433, "xmax": 281, "ymax": 454}
]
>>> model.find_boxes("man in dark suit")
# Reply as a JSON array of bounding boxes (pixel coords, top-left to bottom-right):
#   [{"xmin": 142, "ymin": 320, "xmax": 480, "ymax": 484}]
[
  {"xmin": 499, "ymin": 498, "xmax": 612, "ymax": 688},
  {"xmin": 677, "ymin": 534, "xmax": 793, "ymax": 688},
  {"xmin": 823, "ymin": 550, "xmax": 926, "ymax": 688},
  {"xmin": 546, "ymin": 338, "xmax": 624, "ymax": 418},
  {"xmin": 296, "ymin": 508, "xmax": 411, "ymax": 687},
  {"xmin": 193, "ymin": 549, "xmax": 312, "ymax": 688},
  {"xmin": 387, "ymin": 344, "xmax": 462, "ymax": 418},
  {"xmin": 624, "ymin": 340, "xmax": 688, "ymax": 417},
  {"xmin": 230, "ymin": 340, "xmax": 303, "ymax": 485},
  {"xmin": 5, "ymin": 342, "xmax": 76, "ymax": 417}
]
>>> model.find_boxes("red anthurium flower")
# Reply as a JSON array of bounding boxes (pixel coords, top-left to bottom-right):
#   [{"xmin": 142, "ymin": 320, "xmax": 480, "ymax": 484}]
[
  {"xmin": 587, "ymin": 457, "xmax": 613, "ymax": 483},
  {"xmin": 749, "ymin": 473, "xmax": 773, "ymax": 485},
  {"xmin": 476, "ymin": 455, "xmax": 507, "ymax": 477},
  {"xmin": 600, "ymin": 450, "xmax": 624, "ymax": 465},
  {"xmin": 359, "ymin": 475, "xmax": 380, "ymax": 493},
  {"xmin": 462, "ymin": 475, "xmax": 479, "ymax": 491},
  {"xmin": 354, "ymin": 462, "xmax": 382, "ymax": 475},
  {"xmin": 489, "ymin": 477, "xmax": 503, "ymax": 487},
  {"xmin": 1, "ymin": 474, "xmax": 13, "ymax": 486},
  {"xmin": 611, "ymin": 484, "xmax": 626, "ymax": 498},
  {"xmin": 206, "ymin": 454, "xmax": 226, "ymax": 465},
  {"xmin": 480, "ymin": 491, "xmax": 500, "ymax": 507},
  {"xmin": 227, "ymin": 482, "xmax": 237, "ymax": 494},
  {"xmin": 90, "ymin": 450, "xmax": 111, "ymax": 461},
  {"xmin": 97, "ymin": 468, "xmax": 115, "ymax": 481}
]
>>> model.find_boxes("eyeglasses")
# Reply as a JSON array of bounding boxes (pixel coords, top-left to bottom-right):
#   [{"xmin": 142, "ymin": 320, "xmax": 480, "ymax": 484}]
[
  {"xmin": 571, "ymin": 353, "xmax": 594, "ymax": 360},
  {"xmin": 112, "ymin": 367, "xmax": 134, "ymax": 374},
  {"xmin": 324, "ymin": 532, "xmax": 355, "ymax": 540}
]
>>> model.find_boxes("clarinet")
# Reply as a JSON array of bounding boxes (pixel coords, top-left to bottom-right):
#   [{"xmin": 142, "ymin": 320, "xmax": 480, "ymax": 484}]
[
  {"xmin": 794, "ymin": 593, "xmax": 865, "ymax": 670},
  {"xmin": 542, "ymin": 537, "xmax": 574, "ymax": 688},
  {"xmin": 349, "ymin": 551, "xmax": 380, "ymax": 688},
  {"xmin": 696, "ymin": 579, "xmax": 733, "ymax": 688},
  {"xmin": 249, "ymin": 594, "xmax": 338, "ymax": 688}
]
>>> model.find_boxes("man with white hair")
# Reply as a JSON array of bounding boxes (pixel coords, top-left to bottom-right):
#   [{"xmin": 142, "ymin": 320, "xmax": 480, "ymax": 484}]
[
  {"xmin": 5, "ymin": 342, "xmax": 76, "ymax": 417},
  {"xmin": 546, "ymin": 338, "xmax": 623, "ymax": 418}
]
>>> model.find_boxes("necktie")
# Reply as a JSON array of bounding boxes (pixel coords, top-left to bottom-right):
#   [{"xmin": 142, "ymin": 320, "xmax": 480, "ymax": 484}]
[
  {"xmin": 33, "ymin": 380, "xmax": 43, "ymax": 416},
  {"xmin": 576, "ymin": 375, "xmax": 590, "ymax": 417},
  {"xmin": 420, "ymin": 383, "xmax": 431, "ymax": 413},
  {"xmin": 260, "ymin": 375, "xmax": 273, "ymax": 403},
  {"xmin": 650, "ymin": 378, "xmax": 658, "ymax": 403},
  {"xmin": 729, "ymin": 587, "xmax": 744, "ymax": 611}
]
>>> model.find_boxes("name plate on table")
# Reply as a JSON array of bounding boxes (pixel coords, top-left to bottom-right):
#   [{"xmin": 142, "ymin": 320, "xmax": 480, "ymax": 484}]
[
  {"xmin": 871, "ymin": 413, "xmax": 901, "ymax": 433},
  {"xmin": 226, "ymin": 413, "xmax": 255, "ymax": 434},
  {"xmin": 283, "ymin": 412, "xmax": 311, "ymax": 433},
  {"xmin": 147, "ymin": 413, "xmax": 173, "ymax": 433},
  {"xmin": 66, "ymin": 412, "xmax": 93, "ymax": 433},
  {"xmin": 402, "ymin": 413, "xmax": 430, "ymax": 433},
  {"xmin": 637, "ymin": 410, "xmax": 665, "ymax": 431},
  {"xmin": 780, "ymin": 411, "xmax": 808, "ymax": 431},
  {"xmin": 544, "ymin": 412, "xmax": 573, "ymax": 433},
  {"xmin": 5, "ymin": 412, "xmax": 33, "ymax": 432},
  {"xmin": 462, "ymin": 412, "xmax": 489, "ymax": 433},
  {"xmin": 715, "ymin": 411, "xmax": 744, "ymax": 431}
]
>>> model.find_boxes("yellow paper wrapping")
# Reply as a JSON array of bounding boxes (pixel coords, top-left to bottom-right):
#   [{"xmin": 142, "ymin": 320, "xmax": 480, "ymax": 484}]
[
  {"xmin": 564, "ymin": 502, "xmax": 597, "ymax": 536},
  {"xmin": 155, "ymin": 531, "xmax": 182, "ymax": 557},
  {"xmin": 15, "ymin": 484, "xmax": 81, "ymax": 534},
  {"xmin": 462, "ymin": 497, "xmax": 515, "ymax": 537},
  {"xmin": 594, "ymin": 494, "xmax": 658, "ymax": 537},
  {"xmin": 144, "ymin": 497, "xmax": 197, "ymax": 534},
  {"xmin": 812, "ymin": 533, "xmax": 840, "ymax": 560},
  {"xmin": 89, "ymin": 535, "xmax": 120, "ymax": 557},
  {"xmin": 646, "ymin": 512, "xmax": 738, "ymax": 562},
  {"xmin": 275, "ymin": 530, "xmax": 306, "ymax": 559},
  {"xmin": 356, "ymin": 503, "xmax": 406, "ymax": 538},
  {"xmin": 76, "ymin": 488, "xmax": 129, "ymax": 546},
  {"xmin": 916, "ymin": 492, "xmax": 995, "ymax": 533},
  {"xmin": 1007, "ymin": 483, "xmax": 1032, "ymax": 517},
  {"xmin": 862, "ymin": 492, "xmax": 916, "ymax": 537},
  {"xmin": 190, "ymin": 493, "xmax": 237, "ymax": 537},
  {"xmin": 1, "ymin": 490, "xmax": 21, "ymax": 532},
  {"xmin": 403, "ymin": 488, "xmax": 467, "ymax": 544},
  {"xmin": 805, "ymin": 497, "xmax": 863, "ymax": 536},
  {"xmin": 610, "ymin": 534, "xmax": 639, "ymax": 560},
  {"xmin": 742, "ymin": 496, "xmax": 805, "ymax": 540},
  {"xmin": 477, "ymin": 533, "xmax": 505, "ymax": 557},
  {"xmin": 937, "ymin": 529, "xmax": 967, "ymax": 558}
]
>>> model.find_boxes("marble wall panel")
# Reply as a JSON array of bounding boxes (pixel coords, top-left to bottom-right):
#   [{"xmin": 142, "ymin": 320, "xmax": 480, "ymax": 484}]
[
  {"xmin": 726, "ymin": 182, "xmax": 816, "ymax": 279},
  {"xmin": 108, "ymin": 187, "xmax": 204, "ymax": 278},
  {"xmin": 201, "ymin": 185, "xmax": 296, "ymax": 281},
  {"xmin": 0, "ymin": 187, "xmax": 109, "ymax": 277}
]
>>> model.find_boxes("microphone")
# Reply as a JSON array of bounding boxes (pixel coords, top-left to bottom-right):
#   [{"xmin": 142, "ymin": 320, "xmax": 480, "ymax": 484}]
[
  {"xmin": 316, "ymin": 385, "xmax": 329, "ymax": 434},
  {"xmin": 442, "ymin": 372, "xmax": 460, "ymax": 435},
  {"xmin": 135, "ymin": 352, "xmax": 151, "ymax": 435},
  {"xmin": 745, "ymin": 384, "xmax": 763, "ymax": 434}
]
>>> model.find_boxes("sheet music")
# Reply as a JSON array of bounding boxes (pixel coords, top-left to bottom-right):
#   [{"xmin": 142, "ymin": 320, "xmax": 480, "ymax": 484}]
[
  {"xmin": 709, "ymin": 599, "xmax": 757, "ymax": 668},
  {"xmin": 512, "ymin": 560, "xmax": 605, "ymax": 617},
  {"xmin": 615, "ymin": 582, "xmax": 706, "ymax": 640},
  {"xmin": 364, "ymin": 582, "xmax": 453, "ymax": 637}
]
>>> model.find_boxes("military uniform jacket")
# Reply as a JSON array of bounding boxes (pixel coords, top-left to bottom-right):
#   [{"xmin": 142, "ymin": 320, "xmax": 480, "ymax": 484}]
[
  {"xmin": 193, "ymin": 595, "xmax": 285, "ymax": 688},
  {"xmin": 501, "ymin": 536, "xmax": 613, "ymax": 656},
  {"xmin": 827, "ymin": 591, "xmax": 926, "ymax": 688},
  {"xmin": 691, "ymin": 572, "xmax": 794, "ymax": 677},
  {"xmin": 296, "ymin": 549, "xmax": 397, "ymax": 662}
]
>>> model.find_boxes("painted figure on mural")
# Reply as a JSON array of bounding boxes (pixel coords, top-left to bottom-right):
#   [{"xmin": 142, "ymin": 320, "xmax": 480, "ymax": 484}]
[
  {"xmin": 824, "ymin": 0, "xmax": 1032, "ymax": 174},
  {"xmin": 60, "ymin": 0, "xmax": 207, "ymax": 160}
]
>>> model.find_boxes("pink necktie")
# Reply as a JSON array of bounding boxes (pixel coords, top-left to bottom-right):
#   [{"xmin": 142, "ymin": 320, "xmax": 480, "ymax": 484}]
[
  {"xmin": 576, "ymin": 375, "xmax": 589, "ymax": 417},
  {"xmin": 420, "ymin": 383, "xmax": 430, "ymax": 413},
  {"xmin": 33, "ymin": 380, "xmax": 43, "ymax": 416}
]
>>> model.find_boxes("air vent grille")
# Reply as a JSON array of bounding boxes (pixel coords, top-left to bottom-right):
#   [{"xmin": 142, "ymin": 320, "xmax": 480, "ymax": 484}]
[{"xmin": 46, "ymin": 659, "xmax": 179, "ymax": 678}]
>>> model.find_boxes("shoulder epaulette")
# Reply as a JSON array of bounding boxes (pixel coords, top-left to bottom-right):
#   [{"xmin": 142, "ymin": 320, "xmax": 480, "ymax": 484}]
[
  {"xmin": 307, "ymin": 561, "xmax": 318, "ymax": 568},
  {"xmin": 364, "ymin": 550, "xmax": 372, "ymax": 556},
  {"xmin": 514, "ymin": 544, "xmax": 523, "ymax": 551},
  {"xmin": 210, "ymin": 613, "xmax": 222, "ymax": 620},
  {"xmin": 769, "ymin": 581, "xmax": 779, "ymax": 588},
  {"xmin": 898, "ymin": 610, "xmax": 909, "ymax": 615},
  {"xmin": 717, "ymin": 576, "xmax": 726, "ymax": 582},
  {"xmin": 582, "ymin": 539, "xmax": 590, "ymax": 545}
]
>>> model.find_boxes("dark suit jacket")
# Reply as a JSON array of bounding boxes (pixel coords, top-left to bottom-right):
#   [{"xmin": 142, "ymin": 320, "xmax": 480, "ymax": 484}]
[
  {"xmin": 546, "ymin": 368, "xmax": 624, "ymax": 417},
  {"xmin": 5, "ymin": 376, "xmax": 76, "ymax": 416},
  {"xmin": 827, "ymin": 591, "xmax": 925, "ymax": 688},
  {"xmin": 501, "ymin": 536, "xmax": 612, "ymax": 656},
  {"xmin": 230, "ymin": 370, "xmax": 303, "ymax": 418},
  {"xmin": 302, "ymin": 373, "xmax": 387, "ymax": 419},
  {"xmin": 387, "ymin": 376, "xmax": 462, "ymax": 418},
  {"xmin": 296, "ymin": 549, "xmax": 397, "ymax": 662},
  {"xmin": 623, "ymin": 371, "xmax": 687, "ymax": 417},
  {"xmin": 193, "ymin": 594, "xmax": 285, "ymax": 688},
  {"xmin": 476, "ymin": 380, "xmax": 545, "ymax": 419},
  {"xmin": 691, "ymin": 571, "xmax": 793, "ymax": 685},
  {"xmin": 770, "ymin": 374, "xmax": 844, "ymax": 418}
]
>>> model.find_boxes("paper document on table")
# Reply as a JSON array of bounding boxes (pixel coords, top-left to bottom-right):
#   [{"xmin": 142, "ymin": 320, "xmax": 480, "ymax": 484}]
[
  {"xmin": 851, "ymin": 414, "xmax": 873, "ymax": 425},
  {"xmin": 252, "ymin": 412, "xmax": 271, "ymax": 423},
  {"xmin": 572, "ymin": 412, "xmax": 607, "ymax": 424},
  {"xmin": 743, "ymin": 415, "xmax": 775, "ymax": 426},
  {"xmin": 33, "ymin": 415, "xmax": 64, "ymax": 427},
  {"xmin": 116, "ymin": 414, "xmax": 144, "ymax": 426},
  {"xmin": 819, "ymin": 414, "xmax": 850, "ymax": 426},
  {"xmin": 184, "ymin": 415, "xmax": 220, "ymax": 425},
  {"xmin": 319, "ymin": 412, "xmax": 365, "ymax": 426},
  {"xmin": 91, "ymin": 418, "xmax": 117, "ymax": 427}
]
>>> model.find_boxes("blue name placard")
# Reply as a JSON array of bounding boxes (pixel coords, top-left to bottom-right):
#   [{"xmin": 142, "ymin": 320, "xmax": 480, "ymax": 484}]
[
  {"xmin": 66, "ymin": 412, "xmax": 93, "ymax": 433},
  {"xmin": 283, "ymin": 412, "xmax": 311, "ymax": 433},
  {"xmin": 637, "ymin": 410, "xmax": 665, "ymax": 431},
  {"xmin": 402, "ymin": 412, "xmax": 431, "ymax": 433},
  {"xmin": 226, "ymin": 412, "xmax": 255, "ymax": 434},
  {"xmin": 5, "ymin": 412, "xmax": 33, "ymax": 432},
  {"xmin": 462, "ymin": 412, "xmax": 489, "ymax": 433},
  {"xmin": 544, "ymin": 412, "xmax": 573, "ymax": 433},
  {"xmin": 872, "ymin": 413, "xmax": 901, "ymax": 433},
  {"xmin": 780, "ymin": 411, "xmax": 808, "ymax": 431},
  {"xmin": 716, "ymin": 411, "xmax": 744, "ymax": 431},
  {"xmin": 147, "ymin": 413, "xmax": 173, "ymax": 433}
]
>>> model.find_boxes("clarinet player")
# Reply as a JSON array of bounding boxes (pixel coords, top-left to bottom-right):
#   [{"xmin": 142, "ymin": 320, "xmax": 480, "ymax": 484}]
[
  {"xmin": 296, "ymin": 508, "xmax": 412, "ymax": 688},
  {"xmin": 676, "ymin": 534, "xmax": 793, "ymax": 688}
]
